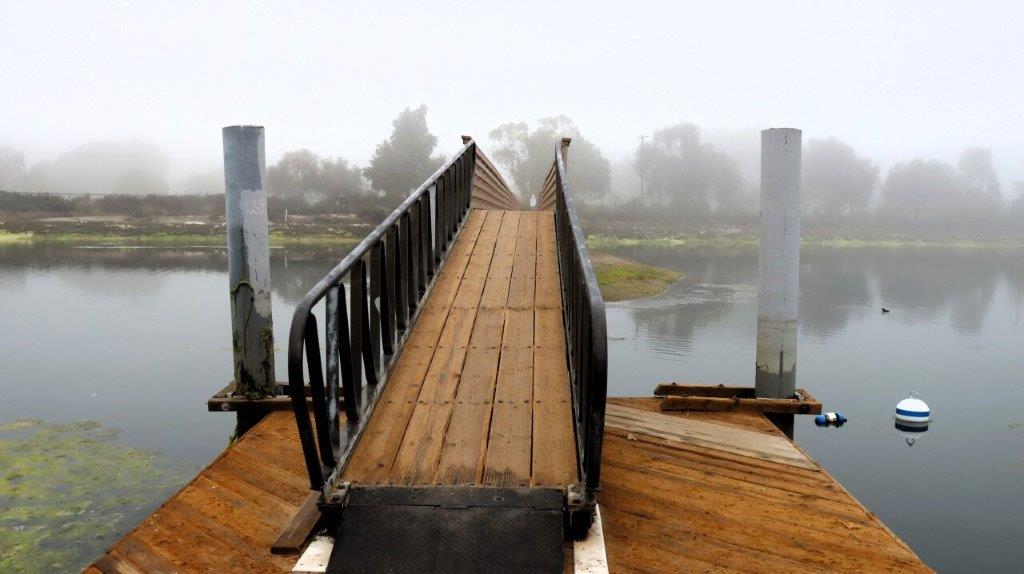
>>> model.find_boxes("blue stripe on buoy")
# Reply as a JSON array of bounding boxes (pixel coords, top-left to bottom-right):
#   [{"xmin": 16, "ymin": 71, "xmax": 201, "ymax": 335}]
[{"xmin": 896, "ymin": 408, "xmax": 929, "ymax": 417}]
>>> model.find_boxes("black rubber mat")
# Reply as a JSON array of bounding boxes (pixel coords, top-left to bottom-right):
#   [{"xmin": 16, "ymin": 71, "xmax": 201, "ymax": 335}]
[{"xmin": 326, "ymin": 487, "xmax": 565, "ymax": 573}]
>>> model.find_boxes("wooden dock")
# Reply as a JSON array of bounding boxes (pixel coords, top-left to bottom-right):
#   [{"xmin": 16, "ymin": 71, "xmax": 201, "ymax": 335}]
[
  {"xmin": 86, "ymin": 140, "xmax": 930, "ymax": 572},
  {"xmin": 86, "ymin": 399, "xmax": 930, "ymax": 572}
]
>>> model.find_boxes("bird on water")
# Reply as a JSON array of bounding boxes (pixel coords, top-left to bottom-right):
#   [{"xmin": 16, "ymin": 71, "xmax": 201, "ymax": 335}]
[{"xmin": 881, "ymin": 307, "xmax": 891, "ymax": 313}]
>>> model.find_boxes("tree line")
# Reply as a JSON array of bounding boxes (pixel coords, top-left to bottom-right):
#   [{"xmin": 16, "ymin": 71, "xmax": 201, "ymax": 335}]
[
  {"xmin": 2, "ymin": 110, "xmax": 1021, "ymax": 234},
  {"xmin": 622, "ymin": 122, "xmax": 1022, "ymax": 233}
]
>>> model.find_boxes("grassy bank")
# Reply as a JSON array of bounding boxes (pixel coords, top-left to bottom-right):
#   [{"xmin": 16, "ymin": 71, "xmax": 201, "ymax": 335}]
[
  {"xmin": 592, "ymin": 252, "xmax": 682, "ymax": 301},
  {"xmin": 587, "ymin": 232, "xmax": 1024, "ymax": 250},
  {"xmin": 0, "ymin": 227, "xmax": 361, "ymax": 248}
]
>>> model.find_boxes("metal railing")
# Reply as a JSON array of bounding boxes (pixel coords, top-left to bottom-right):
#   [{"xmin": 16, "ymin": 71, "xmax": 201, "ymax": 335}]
[
  {"xmin": 548, "ymin": 150, "xmax": 608, "ymax": 505},
  {"xmin": 287, "ymin": 141, "xmax": 476, "ymax": 492}
]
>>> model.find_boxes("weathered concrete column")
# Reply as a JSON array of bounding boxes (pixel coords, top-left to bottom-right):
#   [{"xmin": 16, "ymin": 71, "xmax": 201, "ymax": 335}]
[
  {"xmin": 755, "ymin": 128, "xmax": 801, "ymax": 436},
  {"xmin": 223, "ymin": 126, "xmax": 275, "ymax": 400}
]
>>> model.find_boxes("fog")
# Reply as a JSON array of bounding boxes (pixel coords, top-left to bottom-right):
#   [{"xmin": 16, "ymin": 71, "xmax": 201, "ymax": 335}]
[{"xmin": 2, "ymin": 1, "xmax": 1022, "ymax": 202}]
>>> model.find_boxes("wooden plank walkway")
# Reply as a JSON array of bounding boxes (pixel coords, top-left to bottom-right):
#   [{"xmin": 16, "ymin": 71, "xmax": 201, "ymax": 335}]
[
  {"xmin": 342, "ymin": 209, "xmax": 578, "ymax": 488},
  {"xmin": 86, "ymin": 400, "xmax": 931, "ymax": 572}
]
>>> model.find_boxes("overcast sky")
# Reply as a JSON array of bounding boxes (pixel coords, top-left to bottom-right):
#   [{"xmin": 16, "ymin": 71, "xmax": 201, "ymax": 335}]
[{"xmin": 3, "ymin": 1, "xmax": 1022, "ymax": 189}]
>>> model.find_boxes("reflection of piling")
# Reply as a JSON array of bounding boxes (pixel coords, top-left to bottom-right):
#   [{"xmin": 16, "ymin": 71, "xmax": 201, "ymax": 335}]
[
  {"xmin": 223, "ymin": 126, "xmax": 276, "ymax": 428},
  {"xmin": 755, "ymin": 128, "xmax": 801, "ymax": 437}
]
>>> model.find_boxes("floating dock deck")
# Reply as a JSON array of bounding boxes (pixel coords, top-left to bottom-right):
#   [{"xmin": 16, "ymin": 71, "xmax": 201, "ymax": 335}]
[{"xmin": 87, "ymin": 400, "xmax": 930, "ymax": 573}]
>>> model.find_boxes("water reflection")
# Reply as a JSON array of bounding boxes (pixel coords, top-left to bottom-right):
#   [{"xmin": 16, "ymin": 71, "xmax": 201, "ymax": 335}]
[
  {"xmin": 607, "ymin": 245, "xmax": 1023, "ymax": 340},
  {"xmin": 0, "ymin": 244, "xmax": 344, "ymax": 305}
]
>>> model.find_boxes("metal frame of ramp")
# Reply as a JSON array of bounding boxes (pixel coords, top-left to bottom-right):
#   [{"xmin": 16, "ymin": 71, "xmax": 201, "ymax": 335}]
[{"xmin": 327, "ymin": 487, "xmax": 565, "ymax": 573}]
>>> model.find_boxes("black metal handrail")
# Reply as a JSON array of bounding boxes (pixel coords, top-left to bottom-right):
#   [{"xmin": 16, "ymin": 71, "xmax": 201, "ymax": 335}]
[
  {"xmin": 288, "ymin": 141, "xmax": 476, "ymax": 492},
  {"xmin": 551, "ymin": 151, "xmax": 608, "ymax": 499}
]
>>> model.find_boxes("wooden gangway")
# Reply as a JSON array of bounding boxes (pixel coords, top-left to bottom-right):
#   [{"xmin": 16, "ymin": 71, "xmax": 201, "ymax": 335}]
[
  {"xmin": 86, "ymin": 139, "xmax": 930, "ymax": 573},
  {"xmin": 340, "ymin": 209, "xmax": 578, "ymax": 489}
]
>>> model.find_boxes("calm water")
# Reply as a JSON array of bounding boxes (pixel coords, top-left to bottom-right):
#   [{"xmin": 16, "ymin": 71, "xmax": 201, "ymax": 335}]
[{"xmin": 1, "ymin": 243, "xmax": 1021, "ymax": 572}]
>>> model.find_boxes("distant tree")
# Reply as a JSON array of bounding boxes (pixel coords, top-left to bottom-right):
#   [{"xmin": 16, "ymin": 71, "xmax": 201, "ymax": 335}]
[
  {"xmin": 267, "ymin": 149, "xmax": 365, "ymax": 201},
  {"xmin": 17, "ymin": 139, "xmax": 169, "ymax": 195},
  {"xmin": 802, "ymin": 137, "xmax": 878, "ymax": 218},
  {"xmin": 489, "ymin": 115, "xmax": 610, "ymax": 201},
  {"xmin": 0, "ymin": 149, "xmax": 26, "ymax": 190},
  {"xmin": 267, "ymin": 150, "xmax": 323, "ymax": 197},
  {"xmin": 179, "ymin": 169, "xmax": 224, "ymax": 195},
  {"xmin": 635, "ymin": 122, "xmax": 743, "ymax": 216},
  {"xmin": 958, "ymin": 147, "xmax": 1001, "ymax": 203},
  {"xmin": 111, "ymin": 169, "xmax": 168, "ymax": 196},
  {"xmin": 364, "ymin": 105, "xmax": 445, "ymax": 201},
  {"xmin": 881, "ymin": 159, "xmax": 988, "ymax": 224}
]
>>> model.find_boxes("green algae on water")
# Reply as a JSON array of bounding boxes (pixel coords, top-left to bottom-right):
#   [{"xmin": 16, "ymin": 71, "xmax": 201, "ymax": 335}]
[{"xmin": 0, "ymin": 419, "xmax": 190, "ymax": 572}]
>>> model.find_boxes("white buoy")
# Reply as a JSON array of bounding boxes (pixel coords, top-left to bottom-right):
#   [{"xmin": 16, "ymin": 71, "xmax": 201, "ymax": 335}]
[{"xmin": 895, "ymin": 392, "xmax": 931, "ymax": 423}]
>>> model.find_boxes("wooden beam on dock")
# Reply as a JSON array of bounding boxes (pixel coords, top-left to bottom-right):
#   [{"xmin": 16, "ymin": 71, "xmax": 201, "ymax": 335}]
[
  {"xmin": 207, "ymin": 382, "xmax": 320, "ymax": 413},
  {"xmin": 271, "ymin": 492, "xmax": 322, "ymax": 554},
  {"xmin": 654, "ymin": 383, "xmax": 821, "ymax": 415}
]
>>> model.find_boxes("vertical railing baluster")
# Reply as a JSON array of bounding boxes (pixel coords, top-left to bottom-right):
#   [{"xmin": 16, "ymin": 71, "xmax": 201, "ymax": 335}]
[
  {"xmin": 436, "ymin": 175, "xmax": 446, "ymax": 259},
  {"xmin": 418, "ymin": 195, "xmax": 430, "ymax": 288},
  {"xmin": 304, "ymin": 317, "xmax": 336, "ymax": 469},
  {"xmin": 335, "ymin": 282, "xmax": 358, "ymax": 422},
  {"xmin": 349, "ymin": 260, "xmax": 369, "ymax": 395},
  {"xmin": 410, "ymin": 205, "xmax": 423, "ymax": 300},
  {"xmin": 288, "ymin": 324, "xmax": 323, "ymax": 489},
  {"xmin": 368, "ymin": 244, "xmax": 383, "ymax": 378},
  {"xmin": 401, "ymin": 212, "xmax": 416, "ymax": 317},
  {"xmin": 325, "ymin": 286, "xmax": 342, "ymax": 460},
  {"xmin": 373, "ymin": 241, "xmax": 394, "ymax": 358},
  {"xmin": 390, "ymin": 226, "xmax": 408, "ymax": 332},
  {"xmin": 360, "ymin": 272, "xmax": 375, "ymax": 386},
  {"xmin": 445, "ymin": 173, "xmax": 452, "ymax": 254}
]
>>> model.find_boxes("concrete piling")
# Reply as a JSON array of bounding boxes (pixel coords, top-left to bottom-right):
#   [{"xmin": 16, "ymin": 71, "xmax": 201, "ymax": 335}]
[
  {"xmin": 755, "ymin": 128, "xmax": 802, "ymax": 437},
  {"xmin": 223, "ymin": 126, "xmax": 276, "ymax": 403}
]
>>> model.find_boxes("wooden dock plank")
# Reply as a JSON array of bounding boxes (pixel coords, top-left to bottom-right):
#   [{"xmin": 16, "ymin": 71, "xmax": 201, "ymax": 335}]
[
  {"xmin": 386, "ymin": 211, "xmax": 503, "ymax": 485},
  {"xmin": 507, "ymin": 211, "xmax": 538, "ymax": 309},
  {"xmin": 605, "ymin": 403, "xmax": 816, "ymax": 470},
  {"xmin": 483, "ymin": 308, "xmax": 535, "ymax": 486},
  {"xmin": 434, "ymin": 308, "xmax": 505, "ymax": 484},
  {"xmin": 598, "ymin": 398, "xmax": 932, "ymax": 573},
  {"xmin": 479, "ymin": 211, "xmax": 520, "ymax": 309},
  {"xmin": 532, "ymin": 307, "xmax": 579, "ymax": 487}
]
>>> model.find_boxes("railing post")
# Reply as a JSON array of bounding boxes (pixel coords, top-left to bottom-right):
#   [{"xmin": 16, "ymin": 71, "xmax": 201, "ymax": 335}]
[
  {"xmin": 222, "ymin": 126, "xmax": 276, "ymax": 409},
  {"xmin": 755, "ymin": 127, "xmax": 802, "ymax": 438}
]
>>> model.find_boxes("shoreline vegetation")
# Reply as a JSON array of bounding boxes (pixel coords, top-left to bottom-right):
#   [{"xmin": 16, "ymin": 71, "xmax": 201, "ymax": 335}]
[
  {"xmin": 591, "ymin": 252, "xmax": 682, "ymax": 301},
  {"xmin": 588, "ymin": 232, "xmax": 1024, "ymax": 250},
  {"xmin": 4, "ymin": 223, "xmax": 1022, "ymax": 250}
]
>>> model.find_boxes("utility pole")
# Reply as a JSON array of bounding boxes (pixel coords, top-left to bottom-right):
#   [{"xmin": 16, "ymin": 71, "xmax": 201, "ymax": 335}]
[{"xmin": 637, "ymin": 135, "xmax": 647, "ymax": 205}]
